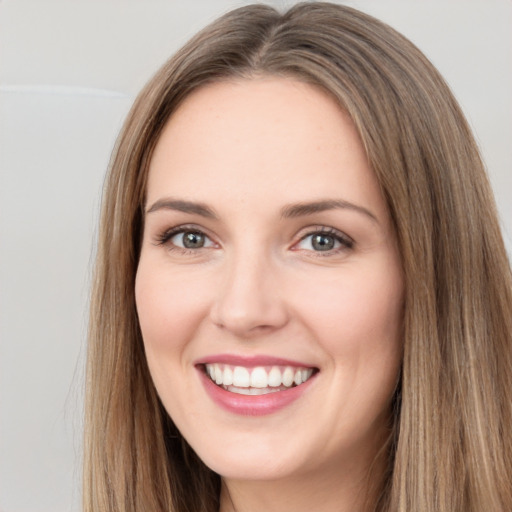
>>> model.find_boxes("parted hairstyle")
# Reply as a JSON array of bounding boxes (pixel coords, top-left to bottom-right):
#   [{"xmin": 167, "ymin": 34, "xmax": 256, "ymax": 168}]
[{"xmin": 84, "ymin": 3, "xmax": 512, "ymax": 511}]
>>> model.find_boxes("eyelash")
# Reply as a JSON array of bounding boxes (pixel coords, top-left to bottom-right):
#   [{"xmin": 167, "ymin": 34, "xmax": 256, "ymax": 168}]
[
  {"xmin": 294, "ymin": 226, "xmax": 354, "ymax": 256},
  {"xmin": 154, "ymin": 224, "xmax": 214, "ymax": 253},
  {"xmin": 154, "ymin": 225, "xmax": 354, "ymax": 256}
]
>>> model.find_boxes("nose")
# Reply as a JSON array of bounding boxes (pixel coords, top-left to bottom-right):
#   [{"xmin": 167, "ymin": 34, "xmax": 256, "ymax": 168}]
[{"xmin": 209, "ymin": 249, "xmax": 289, "ymax": 337}]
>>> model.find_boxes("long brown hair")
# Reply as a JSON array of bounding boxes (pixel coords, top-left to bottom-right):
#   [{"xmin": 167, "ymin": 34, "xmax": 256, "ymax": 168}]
[{"xmin": 84, "ymin": 3, "xmax": 512, "ymax": 511}]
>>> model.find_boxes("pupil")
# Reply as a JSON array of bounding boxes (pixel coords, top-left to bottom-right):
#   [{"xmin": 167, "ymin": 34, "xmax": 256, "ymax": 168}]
[
  {"xmin": 183, "ymin": 232, "xmax": 204, "ymax": 248},
  {"xmin": 312, "ymin": 234, "xmax": 334, "ymax": 251}
]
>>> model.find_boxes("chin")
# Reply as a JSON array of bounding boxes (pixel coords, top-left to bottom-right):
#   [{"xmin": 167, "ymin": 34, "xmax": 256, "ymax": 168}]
[
  {"xmin": 204, "ymin": 454, "xmax": 299, "ymax": 482},
  {"xmin": 183, "ymin": 428, "xmax": 307, "ymax": 481}
]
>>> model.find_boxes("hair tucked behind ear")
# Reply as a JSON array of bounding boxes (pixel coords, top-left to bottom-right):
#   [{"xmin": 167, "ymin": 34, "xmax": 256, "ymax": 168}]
[{"xmin": 84, "ymin": 3, "xmax": 512, "ymax": 511}]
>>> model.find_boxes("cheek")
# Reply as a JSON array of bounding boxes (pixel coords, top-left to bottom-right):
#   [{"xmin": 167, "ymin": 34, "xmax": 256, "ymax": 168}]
[
  {"xmin": 134, "ymin": 262, "xmax": 215, "ymax": 422},
  {"xmin": 292, "ymin": 260, "xmax": 403, "ymax": 402},
  {"xmin": 299, "ymin": 268, "xmax": 402, "ymax": 345},
  {"xmin": 134, "ymin": 262, "xmax": 211, "ymax": 359}
]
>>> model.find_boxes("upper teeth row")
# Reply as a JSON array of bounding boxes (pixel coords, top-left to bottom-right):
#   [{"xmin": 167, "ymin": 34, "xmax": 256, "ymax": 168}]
[{"xmin": 205, "ymin": 364, "xmax": 314, "ymax": 388}]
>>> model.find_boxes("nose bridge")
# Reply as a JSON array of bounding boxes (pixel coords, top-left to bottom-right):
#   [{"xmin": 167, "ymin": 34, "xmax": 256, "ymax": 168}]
[{"xmin": 210, "ymin": 242, "xmax": 288, "ymax": 336}]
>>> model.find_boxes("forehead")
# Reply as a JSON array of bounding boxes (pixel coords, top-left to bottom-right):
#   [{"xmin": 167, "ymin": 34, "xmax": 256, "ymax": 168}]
[{"xmin": 146, "ymin": 77, "xmax": 386, "ymax": 221}]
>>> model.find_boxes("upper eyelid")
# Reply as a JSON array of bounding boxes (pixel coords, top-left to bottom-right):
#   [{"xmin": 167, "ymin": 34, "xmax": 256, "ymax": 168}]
[
  {"xmin": 291, "ymin": 227, "xmax": 355, "ymax": 254},
  {"xmin": 296, "ymin": 225, "xmax": 353, "ymax": 242},
  {"xmin": 154, "ymin": 224, "xmax": 215, "ymax": 245}
]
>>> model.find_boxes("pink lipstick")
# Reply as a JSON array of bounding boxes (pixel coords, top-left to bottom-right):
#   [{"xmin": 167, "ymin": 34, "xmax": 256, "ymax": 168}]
[{"xmin": 195, "ymin": 354, "xmax": 318, "ymax": 416}]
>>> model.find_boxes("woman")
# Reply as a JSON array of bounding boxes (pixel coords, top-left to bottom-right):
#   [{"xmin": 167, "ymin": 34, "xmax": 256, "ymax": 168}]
[{"xmin": 84, "ymin": 3, "xmax": 512, "ymax": 511}]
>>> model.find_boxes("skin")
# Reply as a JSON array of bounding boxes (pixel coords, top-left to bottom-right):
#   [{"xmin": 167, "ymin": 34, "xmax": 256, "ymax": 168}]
[{"xmin": 135, "ymin": 78, "xmax": 403, "ymax": 512}]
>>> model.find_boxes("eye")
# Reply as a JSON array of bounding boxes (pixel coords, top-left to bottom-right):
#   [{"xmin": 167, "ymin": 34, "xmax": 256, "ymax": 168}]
[
  {"xmin": 155, "ymin": 226, "xmax": 216, "ymax": 251},
  {"xmin": 295, "ymin": 228, "xmax": 353, "ymax": 253},
  {"xmin": 172, "ymin": 230, "xmax": 210, "ymax": 249}
]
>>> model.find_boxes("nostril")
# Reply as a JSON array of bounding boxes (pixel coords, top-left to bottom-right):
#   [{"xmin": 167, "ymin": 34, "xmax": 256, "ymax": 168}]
[{"xmin": 209, "ymin": 269, "xmax": 289, "ymax": 335}]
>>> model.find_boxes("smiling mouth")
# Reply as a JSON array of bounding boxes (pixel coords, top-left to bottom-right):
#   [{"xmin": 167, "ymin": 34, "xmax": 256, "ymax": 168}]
[{"xmin": 203, "ymin": 363, "xmax": 317, "ymax": 396}]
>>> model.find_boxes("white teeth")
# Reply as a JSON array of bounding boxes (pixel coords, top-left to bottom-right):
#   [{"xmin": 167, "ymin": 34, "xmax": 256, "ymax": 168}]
[
  {"xmin": 233, "ymin": 366, "xmax": 250, "ymax": 387},
  {"xmin": 214, "ymin": 365, "xmax": 223, "ymax": 385},
  {"xmin": 282, "ymin": 367, "xmax": 294, "ymax": 387},
  {"xmin": 230, "ymin": 386, "xmax": 252, "ymax": 396},
  {"xmin": 250, "ymin": 367, "xmax": 268, "ymax": 388},
  {"xmin": 226, "ymin": 385, "xmax": 286, "ymax": 395},
  {"xmin": 268, "ymin": 366, "xmax": 282, "ymax": 387},
  {"xmin": 204, "ymin": 363, "xmax": 315, "ymax": 390},
  {"xmin": 223, "ymin": 366, "xmax": 233, "ymax": 386}
]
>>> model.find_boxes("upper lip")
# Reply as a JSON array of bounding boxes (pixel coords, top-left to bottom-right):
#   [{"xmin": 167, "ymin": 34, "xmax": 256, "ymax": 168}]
[{"xmin": 194, "ymin": 353, "xmax": 317, "ymax": 368}]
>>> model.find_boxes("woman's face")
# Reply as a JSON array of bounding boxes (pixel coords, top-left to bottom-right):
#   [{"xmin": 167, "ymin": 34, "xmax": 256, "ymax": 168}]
[{"xmin": 136, "ymin": 78, "xmax": 403, "ymax": 483}]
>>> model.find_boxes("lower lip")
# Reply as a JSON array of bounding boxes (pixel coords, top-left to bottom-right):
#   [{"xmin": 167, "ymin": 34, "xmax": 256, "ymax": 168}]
[{"xmin": 198, "ymin": 369, "xmax": 316, "ymax": 416}]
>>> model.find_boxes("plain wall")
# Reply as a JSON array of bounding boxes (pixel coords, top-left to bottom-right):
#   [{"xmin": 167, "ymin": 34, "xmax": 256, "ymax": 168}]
[{"xmin": 0, "ymin": 1, "xmax": 510, "ymax": 511}]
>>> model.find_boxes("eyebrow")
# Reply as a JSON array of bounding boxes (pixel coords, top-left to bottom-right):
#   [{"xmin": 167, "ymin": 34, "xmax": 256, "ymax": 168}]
[
  {"xmin": 280, "ymin": 199, "xmax": 378, "ymax": 223},
  {"xmin": 146, "ymin": 198, "xmax": 218, "ymax": 218},
  {"xmin": 146, "ymin": 197, "xmax": 378, "ymax": 223}
]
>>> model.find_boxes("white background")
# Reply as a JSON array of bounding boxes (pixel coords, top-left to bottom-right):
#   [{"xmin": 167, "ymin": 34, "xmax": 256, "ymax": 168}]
[{"xmin": 0, "ymin": 1, "xmax": 510, "ymax": 511}]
